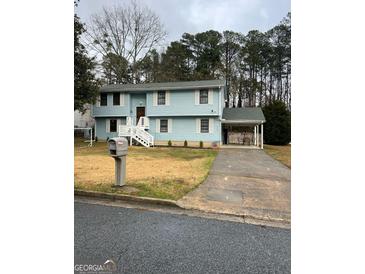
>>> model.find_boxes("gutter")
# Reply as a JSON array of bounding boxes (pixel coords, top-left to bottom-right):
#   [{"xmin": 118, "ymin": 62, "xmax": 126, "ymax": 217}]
[
  {"xmin": 221, "ymin": 119, "xmax": 266, "ymax": 124},
  {"xmin": 147, "ymin": 113, "xmax": 219, "ymax": 117},
  {"xmin": 100, "ymin": 84, "xmax": 224, "ymax": 92}
]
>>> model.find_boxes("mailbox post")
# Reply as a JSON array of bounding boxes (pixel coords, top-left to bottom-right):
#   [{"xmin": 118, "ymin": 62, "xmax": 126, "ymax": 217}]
[{"xmin": 108, "ymin": 137, "xmax": 128, "ymax": 187}]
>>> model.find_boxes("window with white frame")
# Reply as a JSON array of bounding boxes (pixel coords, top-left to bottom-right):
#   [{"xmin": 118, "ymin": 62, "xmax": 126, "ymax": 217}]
[
  {"xmin": 160, "ymin": 119, "xmax": 168, "ymax": 132},
  {"xmin": 110, "ymin": 119, "xmax": 117, "ymax": 132},
  {"xmin": 158, "ymin": 91, "xmax": 166, "ymax": 105},
  {"xmin": 200, "ymin": 119, "xmax": 209, "ymax": 133},
  {"xmin": 199, "ymin": 90, "xmax": 208, "ymax": 104},
  {"xmin": 100, "ymin": 94, "xmax": 108, "ymax": 106}
]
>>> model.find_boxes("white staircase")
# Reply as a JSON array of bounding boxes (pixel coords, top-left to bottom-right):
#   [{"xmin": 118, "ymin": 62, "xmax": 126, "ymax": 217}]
[{"xmin": 118, "ymin": 117, "xmax": 154, "ymax": 147}]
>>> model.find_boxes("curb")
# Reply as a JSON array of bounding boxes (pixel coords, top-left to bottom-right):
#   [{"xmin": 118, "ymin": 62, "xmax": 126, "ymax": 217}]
[
  {"xmin": 75, "ymin": 190, "xmax": 290, "ymax": 227},
  {"xmin": 74, "ymin": 190, "xmax": 180, "ymax": 208},
  {"xmin": 176, "ymin": 202, "xmax": 291, "ymax": 226}
]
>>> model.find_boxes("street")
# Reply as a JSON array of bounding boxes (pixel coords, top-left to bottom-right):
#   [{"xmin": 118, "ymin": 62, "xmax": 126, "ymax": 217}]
[{"xmin": 75, "ymin": 201, "xmax": 290, "ymax": 273}]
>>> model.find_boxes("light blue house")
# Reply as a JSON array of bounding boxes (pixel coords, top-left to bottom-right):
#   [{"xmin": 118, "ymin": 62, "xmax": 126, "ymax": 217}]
[{"xmin": 92, "ymin": 80, "xmax": 265, "ymax": 148}]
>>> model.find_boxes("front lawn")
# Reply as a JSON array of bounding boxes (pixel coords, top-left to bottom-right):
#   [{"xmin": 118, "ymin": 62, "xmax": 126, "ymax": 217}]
[
  {"xmin": 74, "ymin": 141, "xmax": 218, "ymax": 200},
  {"xmin": 264, "ymin": 144, "xmax": 291, "ymax": 168}
]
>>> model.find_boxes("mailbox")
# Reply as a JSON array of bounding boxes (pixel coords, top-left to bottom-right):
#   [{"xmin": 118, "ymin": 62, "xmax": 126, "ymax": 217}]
[
  {"xmin": 108, "ymin": 137, "xmax": 128, "ymax": 157},
  {"xmin": 108, "ymin": 137, "xmax": 128, "ymax": 187}
]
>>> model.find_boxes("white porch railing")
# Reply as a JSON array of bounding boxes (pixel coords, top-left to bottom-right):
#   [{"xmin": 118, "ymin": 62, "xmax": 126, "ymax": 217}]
[
  {"xmin": 131, "ymin": 126, "xmax": 154, "ymax": 147},
  {"xmin": 118, "ymin": 116, "xmax": 154, "ymax": 147},
  {"xmin": 137, "ymin": 116, "xmax": 149, "ymax": 129}
]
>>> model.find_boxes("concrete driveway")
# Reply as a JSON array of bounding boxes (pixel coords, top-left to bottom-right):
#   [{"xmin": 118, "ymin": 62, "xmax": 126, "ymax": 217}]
[{"xmin": 177, "ymin": 148, "xmax": 291, "ymax": 224}]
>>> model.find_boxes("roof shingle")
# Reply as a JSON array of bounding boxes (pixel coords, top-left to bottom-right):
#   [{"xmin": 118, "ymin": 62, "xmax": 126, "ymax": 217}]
[
  {"xmin": 100, "ymin": 79, "xmax": 225, "ymax": 92},
  {"xmin": 222, "ymin": 107, "xmax": 265, "ymax": 122}
]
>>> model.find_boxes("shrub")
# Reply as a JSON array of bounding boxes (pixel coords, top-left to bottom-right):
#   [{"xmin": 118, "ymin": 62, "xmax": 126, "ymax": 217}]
[
  {"xmin": 262, "ymin": 101, "xmax": 291, "ymax": 145},
  {"xmin": 199, "ymin": 141, "xmax": 203, "ymax": 148},
  {"xmin": 168, "ymin": 140, "xmax": 172, "ymax": 147},
  {"xmin": 184, "ymin": 140, "xmax": 188, "ymax": 147}
]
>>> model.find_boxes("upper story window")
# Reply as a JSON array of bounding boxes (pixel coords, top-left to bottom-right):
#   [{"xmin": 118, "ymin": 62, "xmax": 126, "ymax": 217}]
[
  {"xmin": 200, "ymin": 119, "xmax": 209, "ymax": 133},
  {"xmin": 160, "ymin": 119, "xmax": 168, "ymax": 132},
  {"xmin": 110, "ymin": 119, "xmax": 117, "ymax": 132},
  {"xmin": 113, "ymin": 93, "xmax": 120, "ymax": 105},
  {"xmin": 100, "ymin": 94, "xmax": 108, "ymax": 106},
  {"xmin": 199, "ymin": 90, "xmax": 208, "ymax": 104},
  {"xmin": 158, "ymin": 91, "xmax": 166, "ymax": 105}
]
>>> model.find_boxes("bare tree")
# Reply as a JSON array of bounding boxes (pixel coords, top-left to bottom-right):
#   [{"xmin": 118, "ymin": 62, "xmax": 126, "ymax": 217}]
[
  {"xmin": 85, "ymin": 0, "xmax": 167, "ymax": 83},
  {"xmin": 221, "ymin": 31, "xmax": 241, "ymax": 107}
]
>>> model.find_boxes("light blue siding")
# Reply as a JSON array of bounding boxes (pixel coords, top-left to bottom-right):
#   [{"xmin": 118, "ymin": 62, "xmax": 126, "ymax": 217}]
[
  {"xmin": 148, "ymin": 117, "xmax": 221, "ymax": 142},
  {"xmin": 95, "ymin": 117, "xmax": 126, "ymax": 140},
  {"xmin": 92, "ymin": 93, "xmax": 130, "ymax": 117},
  {"xmin": 92, "ymin": 85, "xmax": 225, "ymax": 144},
  {"xmin": 146, "ymin": 89, "xmax": 220, "ymax": 116},
  {"xmin": 130, "ymin": 93, "xmax": 146, "ymax": 124}
]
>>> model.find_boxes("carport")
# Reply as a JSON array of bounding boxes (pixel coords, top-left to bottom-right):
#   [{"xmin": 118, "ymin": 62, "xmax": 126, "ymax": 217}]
[{"xmin": 221, "ymin": 108, "xmax": 266, "ymax": 149}]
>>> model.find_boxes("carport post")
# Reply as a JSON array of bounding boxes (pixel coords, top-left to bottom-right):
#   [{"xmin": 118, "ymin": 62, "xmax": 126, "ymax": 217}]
[
  {"xmin": 261, "ymin": 123, "xmax": 264, "ymax": 149},
  {"xmin": 254, "ymin": 126, "xmax": 257, "ymax": 146}
]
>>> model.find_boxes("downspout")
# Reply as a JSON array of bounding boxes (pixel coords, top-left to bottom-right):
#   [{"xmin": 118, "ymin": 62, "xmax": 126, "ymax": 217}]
[{"xmin": 218, "ymin": 86, "xmax": 222, "ymax": 145}]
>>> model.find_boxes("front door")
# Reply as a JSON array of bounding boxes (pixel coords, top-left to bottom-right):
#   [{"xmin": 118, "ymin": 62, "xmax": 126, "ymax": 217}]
[{"xmin": 136, "ymin": 107, "xmax": 145, "ymax": 124}]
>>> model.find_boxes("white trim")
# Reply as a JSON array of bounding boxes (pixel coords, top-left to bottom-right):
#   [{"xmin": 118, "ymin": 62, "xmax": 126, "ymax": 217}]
[
  {"xmin": 147, "ymin": 113, "xmax": 219, "ymax": 117},
  {"xmin": 153, "ymin": 91, "xmax": 157, "ymax": 106},
  {"xmin": 168, "ymin": 119, "xmax": 172, "ymax": 133},
  {"xmin": 126, "ymin": 116, "xmax": 132, "ymax": 126},
  {"xmin": 117, "ymin": 119, "xmax": 122, "ymax": 130},
  {"xmin": 100, "ymin": 84, "xmax": 225, "ymax": 92},
  {"xmin": 96, "ymin": 95, "xmax": 100, "ymax": 107},
  {"xmin": 221, "ymin": 120, "xmax": 265, "ymax": 124},
  {"xmin": 95, "ymin": 119, "xmax": 97, "ymax": 137},
  {"xmin": 196, "ymin": 118, "xmax": 201, "ymax": 133},
  {"xmin": 120, "ymin": 93, "xmax": 125, "ymax": 106},
  {"xmin": 261, "ymin": 123, "xmax": 264, "ymax": 149},
  {"xmin": 155, "ymin": 119, "xmax": 160, "ymax": 133},
  {"xmin": 94, "ymin": 114, "xmax": 220, "ymax": 118},
  {"xmin": 92, "ymin": 115, "xmax": 127, "ymax": 117},
  {"xmin": 106, "ymin": 119, "xmax": 110, "ymax": 133},
  {"xmin": 195, "ymin": 90, "xmax": 200, "ymax": 105},
  {"xmin": 209, "ymin": 118, "xmax": 214, "ymax": 133},
  {"xmin": 208, "ymin": 89, "xmax": 213, "ymax": 104},
  {"xmin": 165, "ymin": 91, "xmax": 170, "ymax": 106},
  {"xmin": 218, "ymin": 87, "xmax": 222, "ymax": 116},
  {"xmin": 254, "ymin": 126, "xmax": 257, "ymax": 146}
]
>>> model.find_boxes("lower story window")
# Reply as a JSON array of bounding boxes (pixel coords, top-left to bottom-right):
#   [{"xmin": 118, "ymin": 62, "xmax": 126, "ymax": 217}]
[
  {"xmin": 110, "ymin": 119, "xmax": 117, "ymax": 132},
  {"xmin": 200, "ymin": 119, "xmax": 209, "ymax": 133},
  {"xmin": 160, "ymin": 119, "xmax": 168, "ymax": 133}
]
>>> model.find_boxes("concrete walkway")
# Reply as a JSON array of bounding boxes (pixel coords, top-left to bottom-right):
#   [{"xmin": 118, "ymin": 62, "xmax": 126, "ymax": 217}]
[{"xmin": 177, "ymin": 148, "xmax": 291, "ymax": 223}]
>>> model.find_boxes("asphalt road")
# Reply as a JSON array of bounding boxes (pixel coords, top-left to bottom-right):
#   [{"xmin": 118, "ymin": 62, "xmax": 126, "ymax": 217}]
[{"xmin": 75, "ymin": 202, "xmax": 290, "ymax": 274}]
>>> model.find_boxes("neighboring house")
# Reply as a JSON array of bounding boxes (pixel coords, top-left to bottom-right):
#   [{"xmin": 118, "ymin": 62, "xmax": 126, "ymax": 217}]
[
  {"xmin": 74, "ymin": 104, "xmax": 95, "ymax": 128},
  {"xmin": 74, "ymin": 104, "xmax": 95, "ymax": 138},
  {"xmin": 92, "ymin": 80, "xmax": 265, "ymax": 148}
]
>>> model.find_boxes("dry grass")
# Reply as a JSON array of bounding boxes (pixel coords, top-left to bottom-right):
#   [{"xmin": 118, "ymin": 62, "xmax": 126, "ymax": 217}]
[
  {"xmin": 74, "ymin": 141, "xmax": 217, "ymax": 200},
  {"xmin": 264, "ymin": 144, "xmax": 291, "ymax": 168}
]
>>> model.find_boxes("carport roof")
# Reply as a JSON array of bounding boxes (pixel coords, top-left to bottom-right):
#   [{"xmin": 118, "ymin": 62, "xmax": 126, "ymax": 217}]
[{"xmin": 222, "ymin": 107, "xmax": 266, "ymax": 123}]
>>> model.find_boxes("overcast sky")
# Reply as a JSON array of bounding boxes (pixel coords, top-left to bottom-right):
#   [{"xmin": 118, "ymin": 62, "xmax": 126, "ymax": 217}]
[{"xmin": 76, "ymin": 0, "xmax": 290, "ymax": 48}]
